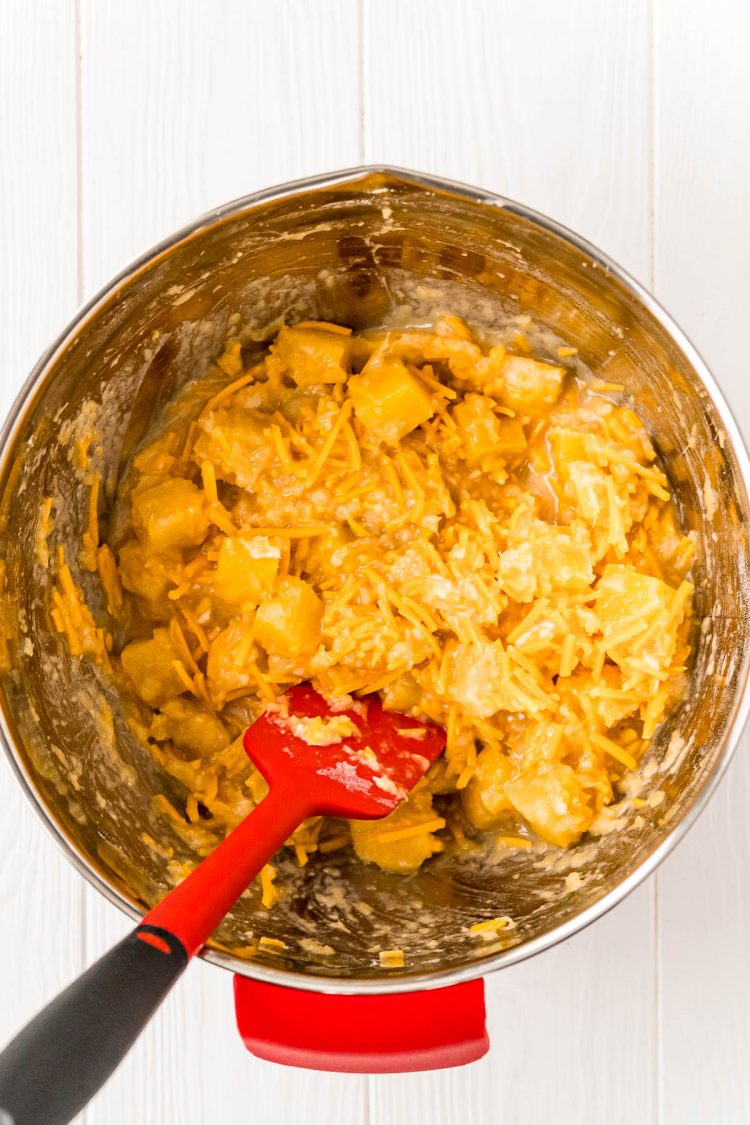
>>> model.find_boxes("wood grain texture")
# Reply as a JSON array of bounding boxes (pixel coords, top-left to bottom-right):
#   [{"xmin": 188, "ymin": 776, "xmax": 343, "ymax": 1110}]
[
  {"xmin": 0, "ymin": 0, "xmax": 85, "ymax": 1049},
  {"xmin": 654, "ymin": 1, "xmax": 750, "ymax": 1121},
  {"xmin": 364, "ymin": 2, "xmax": 655, "ymax": 1120},
  {"xmin": 77, "ymin": 2, "xmax": 363, "ymax": 1121}
]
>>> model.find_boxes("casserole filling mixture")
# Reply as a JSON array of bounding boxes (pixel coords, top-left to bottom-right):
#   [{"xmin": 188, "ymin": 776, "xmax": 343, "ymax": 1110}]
[{"xmin": 52, "ymin": 315, "xmax": 694, "ymax": 894}]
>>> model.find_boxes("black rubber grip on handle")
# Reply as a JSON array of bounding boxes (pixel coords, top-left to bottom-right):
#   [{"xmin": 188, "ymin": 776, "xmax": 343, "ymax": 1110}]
[{"xmin": 0, "ymin": 925, "xmax": 187, "ymax": 1125}]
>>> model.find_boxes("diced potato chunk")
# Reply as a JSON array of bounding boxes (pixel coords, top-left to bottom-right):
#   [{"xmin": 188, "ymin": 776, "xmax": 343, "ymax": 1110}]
[
  {"xmin": 461, "ymin": 746, "xmax": 514, "ymax": 829},
  {"xmin": 193, "ymin": 408, "xmax": 272, "ymax": 489},
  {"xmin": 131, "ymin": 478, "xmax": 209, "ymax": 553},
  {"xmin": 254, "ymin": 577, "xmax": 323, "ymax": 657},
  {"xmin": 273, "ymin": 326, "xmax": 352, "ymax": 387},
  {"xmin": 597, "ymin": 566, "xmax": 672, "ymax": 637},
  {"xmin": 453, "ymin": 393, "xmax": 527, "ymax": 464},
  {"xmin": 548, "ymin": 427, "xmax": 589, "ymax": 472},
  {"xmin": 419, "ymin": 333, "xmax": 483, "ymax": 381},
  {"xmin": 498, "ymin": 524, "xmax": 594, "ymax": 602},
  {"xmin": 215, "ymin": 536, "xmax": 281, "ymax": 605},
  {"xmin": 216, "ymin": 338, "xmax": 244, "ymax": 376},
  {"xmin": 350, "ymin": 790, "xmax": 442, "ymax": 874},
  {"xmin": 303, "ymin": 527, "xmax": 351, "ymax": 579},
  {"xmin": 206, "ymin": 614, "xmax": 256, "ymax": 702},
  {"xmin": 489, "ymin": 356, "xmax": 565, "ymax": 415},
  {"xmin": 120, "ymin": 628, "xmax": 185, "ymax": 707},
  {"xmin": 517, "ymin": 720, "xmax": 567, "ymax": 772},
  {"xmin": 118, "ymin": 539, "xmax": 177, "ymax": 604},
  {"xmin": 506, "ymin": 763, "xmax": 593, "ymax": 847},
  {"xmin": 348, "ymin": 356, "xmax": 434, "ymax": 445},
  {"xmin": 452, "ymin": 393, "xmax": 504, "ymax": 465},
  {"xmin": 560, "ymin": 667, "xmax": 640, "ymax": 731},
  {"xmin": 151, "ymin": 697, "xmax": 230, "ymax": 756},
  {"xmin": 380, "ymin": 671, "xmax": 422, "ymax": 714},
  {"xmin": 446, "ymin": 641, "xmax": 550, "ymax": 719},
  {"xmin": 595, "ymin": 565, "xmax": 684, "ymax": 678},
  {"xmin": 565, "ymin": 462, "xmax": 609, "ymax": 527},
  {"xmin": 446, "ymin": 641, "xmax": 505, "ymax": 719},
  {"xmin": 494, "ymin": 418, "xmax": 528, "ymax": 457}
]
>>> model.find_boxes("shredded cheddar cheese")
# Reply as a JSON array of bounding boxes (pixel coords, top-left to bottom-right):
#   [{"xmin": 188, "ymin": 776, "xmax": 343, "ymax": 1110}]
[
  {"xmin": 52, "ymin": 546, "xmax": 111, "ymax": 668},
  {"xmin": 379, "ymin": 948, "xmax": 405, "ymax": 968},
  {"xmin": 80, "ymin": 470, "xmax": 101, "ymax": 572},
  {"xmin": 376, "ymin": 817, "xmax": 447, "ymax": 844},
  {"xmin": 496, "ymin": 835, "xmax": 532, "ymax": 850},
  {"xmin": 53, "ymin": 313, "xmax": 694, "ymax": 897},
  {"xmin": 35, "ymin": 497, "xmax": 54, "ymax": 568},
  {"xmin": 469, "ymin": 916, "xmax": 515, "ymax": 935},
  {"xmin": 258, "ymin": 935, "xmax": 286, "ymax": 954},
  {"xmin": 260, "ymin": 864, "xmax": 280, "ymax": 909}
]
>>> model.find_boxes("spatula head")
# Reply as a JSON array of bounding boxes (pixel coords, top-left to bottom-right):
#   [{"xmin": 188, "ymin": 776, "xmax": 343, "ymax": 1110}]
[{"xmin": 243, "ymin": 683, "xmax": 446, "ymax": 819}]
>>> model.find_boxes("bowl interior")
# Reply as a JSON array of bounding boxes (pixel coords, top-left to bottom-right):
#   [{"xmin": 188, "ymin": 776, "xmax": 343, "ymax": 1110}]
[{"xmin": 1, "ymin": 170, "xmax": 748, "ymax": 987}]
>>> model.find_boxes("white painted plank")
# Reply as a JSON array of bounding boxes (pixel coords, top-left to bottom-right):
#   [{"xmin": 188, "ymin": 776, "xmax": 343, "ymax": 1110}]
[
  {"xmin": 80, "ymin": 0, "xmax": 363, "ymax": 295},
  {"xmin": 364, "ymin": 2, "xmax": 656, "ymax": 1122},
  {"xmin": 0, "ymin": 0, "xmax": 85, "ymax": 1054},
  {"xmin": 16, "ymin": 1, "xmax": 750, "ymax": 1122},
  {"xmin": 196, "ymin": 961, "xmax": 368, "ymax": 1125},
  {"xmin": 78, "ymin": 2, "xmax": 364, "ymax": 1122},
  {"xmin": 364, "ymin": 0, "xmax": 652, "ymax": 282},
  {"xmin": 654, "ymin": 1, "xmax": 750, "ymax": 1121},
  {"xmin": 370, "ymin": 887, "xmax": 654, "ymax": 1125}
]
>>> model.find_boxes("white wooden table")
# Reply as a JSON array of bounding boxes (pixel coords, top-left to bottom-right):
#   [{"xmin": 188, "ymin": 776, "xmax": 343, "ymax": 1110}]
[{"xmin": 1, "ymin": 2, "xmax": 748, "ymax": 1121}]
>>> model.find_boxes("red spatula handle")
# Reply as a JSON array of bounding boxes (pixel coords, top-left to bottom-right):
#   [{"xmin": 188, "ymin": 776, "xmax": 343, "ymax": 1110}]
[{"xmin": 143, "ymin": 784, "xmax": 310, "ymax": 957}]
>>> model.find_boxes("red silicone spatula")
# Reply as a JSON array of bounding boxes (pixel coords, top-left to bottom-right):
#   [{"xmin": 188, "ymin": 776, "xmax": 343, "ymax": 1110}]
[{"xmin": 0, "ymin": 684, "xmax": 445, "ymax": 1125}]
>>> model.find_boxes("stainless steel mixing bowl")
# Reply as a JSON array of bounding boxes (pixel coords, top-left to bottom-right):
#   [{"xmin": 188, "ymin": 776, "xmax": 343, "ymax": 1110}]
[{"xmin": 1, "ymin": 167, "xmax": 748, "ymax": 995}]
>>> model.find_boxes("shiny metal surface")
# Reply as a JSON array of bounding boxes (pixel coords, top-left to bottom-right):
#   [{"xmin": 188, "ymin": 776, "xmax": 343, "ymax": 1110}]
[{"xmin": 0, "ymin": 167, "xmax": 748, "ymax": 995}]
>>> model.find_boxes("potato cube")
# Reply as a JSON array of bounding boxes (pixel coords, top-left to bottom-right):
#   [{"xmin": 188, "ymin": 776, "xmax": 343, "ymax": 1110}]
[
  {"xmin": 489, "ymin": 356, "xmax": 565, "ymax": 415},
  {"xmin": 350, "ymin": 790, "xmax": 442, "ymax": 874},
  {"xmin": 595, "ymin": 565, "xmax": 682, "ymax": 678},
  {"xmin": 303, "ymin": 526, "xmax": 351, "ymax": 580},
  {"xmin": 596, "ymin": 566, "xmax": 673, "ymax": 638},
  {"xmin": 549, "ymin": 426, "xmax": 589, "ymax": 470},
  {"xmin": 348, "ymin": 356, "xmax": 434, "ymax": 445},
  {"xmin": 152, "ymin": 698, "xmax": 230, "ymax": 756},
  {"xmin": 564, "ymin": 461, "xmax": 609, "ymax": 527},
  {"xmin": 453, "ymin": 395, "xmax": 528, "ymax": 466},
  {"xmin": 446, "ymin": 641, "xmax": 505, "ymax": 718},
  {"xmin": 452, "ymin": 394, "xmax": 502, "ymax": 464},
  {"xmin": 254, "ymin": 576, "xmax": 323, "ymax": 657},
  {"xmin": 206, "ymin": 614, "xmax": 256, "ymax": 701},
  {"xmin": 120, "ymin": 628, "xmax": 185, "ymax": 707},
  {"xmin": 193, "ymin": 408, "xmax": 272, "ymax": 490},
  {"xmin": 494, "ymin": 418, "xmax": 528, "ymax": 457},
  {"xmin": 541, "ymin": 526, "xmax": 595, "ymax": 592},
  {"xmin": 461, "ymin": 746, "xmax": 514, "ymax": 829},
  {"xmin": 273, "ymin": 326, "xmax": 353, "ymax": 387},
  {"xmin": 506, "ymin": 763, "xmax": 593, "ymax": 847},
  {"xmin": 216, "ymin": 338, "xmax": 244, "ymax": 377},
  {"xmin": 131, "ymin": 477, "xmax": 209, "ymax": 553},
  {"xmin": 215, "ymin": 536, "xmax": 281, "ymax": 605},
  {"xmin": 118, "ymin": 539, "xmax": 177, "ymax": 604},
  {"xmin": 497, "ymin": 524, "xmax": 594, "ymax": 602}
]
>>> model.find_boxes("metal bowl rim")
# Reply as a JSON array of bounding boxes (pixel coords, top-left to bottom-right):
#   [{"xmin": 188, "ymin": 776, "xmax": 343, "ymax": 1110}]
[{"xmin": 1, "ymin": 163, "xmax": 748, "ymax": 994}]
